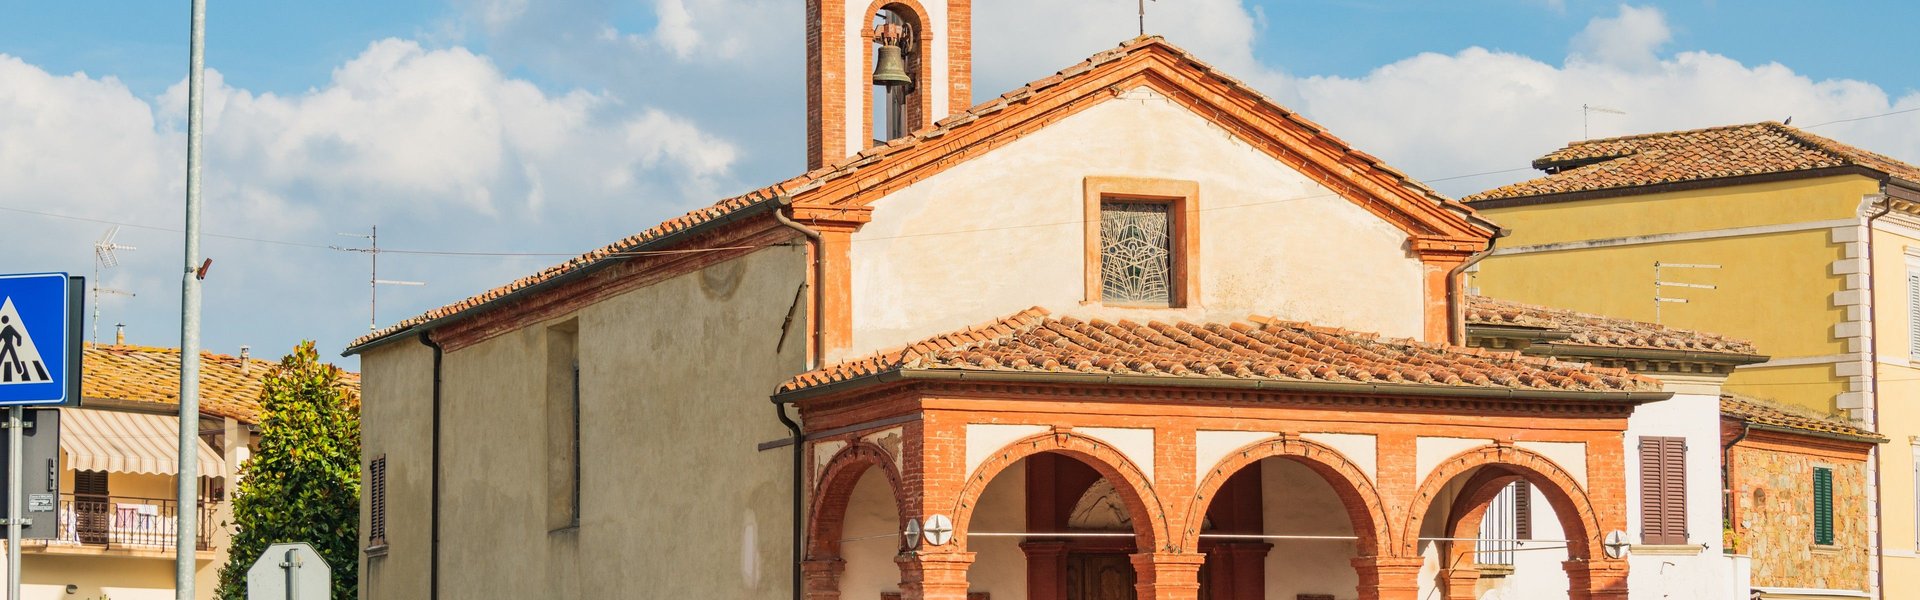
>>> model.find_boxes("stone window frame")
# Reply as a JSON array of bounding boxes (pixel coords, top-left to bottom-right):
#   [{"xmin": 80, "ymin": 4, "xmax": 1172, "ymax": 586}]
[{"xmin": 1082, "ymin": 176, "xmax": 1200, "ymax": 308}]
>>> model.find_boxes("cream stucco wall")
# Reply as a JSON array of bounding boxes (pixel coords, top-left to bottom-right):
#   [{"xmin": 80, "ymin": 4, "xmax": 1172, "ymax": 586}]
[
  {"xmin": 359, "ymin": 245, "xmax": 808, "ymax": 600},
  {"xmin": 969, "ymin": 460, "xmax": 1026, "ymax": 600},
  {"xmin": 1624, "ymin": 388, "xmax": 1741, "ymax": 600},
  {"xmin": 1872, "ymin": 225, "xmax": 1920, "ymax": 599},
  {"xmin": 5, "ymin": 554, "xmax": 216, "ymax": 600},
  {"xmin": 1259, "ymin": 458, "xmax": 1359, "ymax": 599},
  {"xmin": 848, "ymin": 87, "xmax": 1426, "ymax": 357}
]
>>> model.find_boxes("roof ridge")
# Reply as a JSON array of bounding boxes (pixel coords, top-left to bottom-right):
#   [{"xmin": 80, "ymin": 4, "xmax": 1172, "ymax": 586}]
[{"xmin": 1564, "ymin": 120, "xmax": 1778, "ymax": 148}]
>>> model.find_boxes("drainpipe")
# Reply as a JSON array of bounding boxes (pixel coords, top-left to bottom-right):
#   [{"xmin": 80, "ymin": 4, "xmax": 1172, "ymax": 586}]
[
  {"xmin": 1721, "ymin": 418, "xmax": 1751, "ymax": 553},
  {"xmin": 417, "ymin": 332, "xmax": 444, "ymax": 600},
  {"xmin": 1865, "ymin": 183, "xmax": 1892, "ymax": 599},
  {"xmin": 771, "ymin": 196, "xmax": 820, "ymax": 600},
  {"xmin": 774, "ymin": 399, "xmax": 805, "ymax": 600},
  {"xmin": 1449, "ymin": 228, "xmax": 1511, "ymax": 346}
]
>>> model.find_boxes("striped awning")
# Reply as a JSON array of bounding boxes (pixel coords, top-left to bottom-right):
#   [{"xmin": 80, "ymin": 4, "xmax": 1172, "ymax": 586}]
[{"xmin": 60, "ymin": 408, "xmax": 226, "ymax": 476}]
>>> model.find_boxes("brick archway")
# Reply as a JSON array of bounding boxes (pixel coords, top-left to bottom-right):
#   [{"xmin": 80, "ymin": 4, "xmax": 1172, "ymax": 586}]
[
  {"xmin": 952, "ymin": 429, "xmax": 1168, "ymax": 553},
  {"xmin": 808, "ymin": 441, "xmax": 909, "ymax": 559},
  {"xmin": 1402, "ymin": 444, "xmax": 1602, "ymax": 560},
  {"xmin": 1434, "ymin": 468, "xmax": 1527, "ymax": 600},
  {"xmin": 1182, "ymin": 435, "xmax": 1392, "ymax": 555}
]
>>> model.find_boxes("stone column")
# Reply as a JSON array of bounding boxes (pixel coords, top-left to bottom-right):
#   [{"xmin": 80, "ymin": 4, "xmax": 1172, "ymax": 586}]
[
  {"xmin": 1352, "ymin": 556, "xmax": 1424, "ymax": 600},
  {"xmin": 1020, "ymin": 541, "xmax": 1069, "ymax": 600},
  {"xmin": 1563, "ymin": 559, "xmax": 1629, "ymax": 600},
  {"xmin": 802, "ymin": 558, "xmax": 847, "ymax": 600},
  {"xmin": 1131, "ymin": 552, "xmax": 1206, "ymax": 600},
  {"xmin": 897, "ymin": 551, "xmax": 975, "ymax": 600}
]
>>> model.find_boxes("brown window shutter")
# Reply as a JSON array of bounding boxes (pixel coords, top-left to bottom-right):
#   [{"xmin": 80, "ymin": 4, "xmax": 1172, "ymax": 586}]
[
  {"xmin": 1662, "ymin": 437, "xmax": 1688, "ymax": 545},
  {"xmin": 1514, "ymin": 481, "xmax": 1532, "ymax": 540},
  {"xmin": 369, "ymin": 455, "xmax": 387, "ymax": 547},
  {"xmin": 1639, "ymin": 437, "xmax": 1664, "ymax": 544},
  {"xmin": 74, "ymin": 470, "xmax": 109, "ymax": 497}
]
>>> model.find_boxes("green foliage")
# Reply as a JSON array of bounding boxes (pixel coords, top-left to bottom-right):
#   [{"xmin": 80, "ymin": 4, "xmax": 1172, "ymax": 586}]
[{"xmin": 216, "ymin": 341, "xmax": 361, "ymax": 600}]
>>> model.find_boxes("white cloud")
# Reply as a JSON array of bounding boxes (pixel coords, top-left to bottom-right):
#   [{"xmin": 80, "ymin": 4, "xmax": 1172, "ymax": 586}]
[{"xmin": 1569, "ymin": 4, "xmax": 1672, "ymax": 69}]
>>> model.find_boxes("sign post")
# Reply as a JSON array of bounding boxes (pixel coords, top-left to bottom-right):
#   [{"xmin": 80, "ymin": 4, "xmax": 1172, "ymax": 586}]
[
  {"xmin": 246, "ymin": 542, "xmax": 330, "ymax": 600},
  {"xmin": 0, "ymin": 273, "xmax": 82, "ymax": 600}
]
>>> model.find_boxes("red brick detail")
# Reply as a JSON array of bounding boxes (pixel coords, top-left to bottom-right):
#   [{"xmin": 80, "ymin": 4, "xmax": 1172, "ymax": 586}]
[
  {"xmin": 808, "ymin": 441, "xmax": 908, "ymax": 559},
  {"xmin": 896, "ymin": 551, "xmax": 976, "ymax": 600},
  {"xmin": 1350, "ymin": 556, "xmax": 1424, "ymax": 600},
  {"xmin": 1183, "ymin": 435, "xmax": 1391, "ymax": 556},
  {"xmin": 806, "ymin": 0, "xmax": 848, "ymax": 170},
  {"xmin": 1562, "ymin": 559, "xmax": 1630, "ymax": 600},
  {"xmin": 1403, "ymin": 444, "xmax": 1603, "ymax": 562},
  {"xmin": 951, "ymin": 430, "xmax": 1168, "ymax": 553},
  {"xmin": 1436, "ymin": 468, "xmax": 1526, "ymax": 600},
  {"xmin": 1130, "ymin": 551, "xmax": 1206, "ymax": 600},
  {"xmin": 944, "ymin": 0, "xmax": 970, "ymax": 113},
  {"xmin": 803, "ymin": 558, "xmax": 849, "ymax": 600}
]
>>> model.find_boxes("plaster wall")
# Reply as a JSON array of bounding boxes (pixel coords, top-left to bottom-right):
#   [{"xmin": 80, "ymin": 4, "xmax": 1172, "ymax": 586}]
[
  {"xmin": 969, "ymin": 460, "xmax": 1026, "ymax": 600},
  {"xmin": 1258, "ymin": 458, "xmax": 1358, "ymax": 600},
  {"xmin": 1873, "ymin": 227, "xmax": 1920, "ymax": 600},
  {"xmin": 1623, "ymin": 390, "xmax": 1738, "ymax": 599},
  {"xmin": 359, "ymin": 245, "xmax": 808, "ymax": 600},
  {"xmin": 840, "ymin": 469, "xmax": 905, "ymax": 598},
  {"xmin": 848, "ymin": 89, "xmax": 1426, "ymax": 357},
  {"xmin": 357, "ymin": 338, "xmax": 434, "ymax": 600}
]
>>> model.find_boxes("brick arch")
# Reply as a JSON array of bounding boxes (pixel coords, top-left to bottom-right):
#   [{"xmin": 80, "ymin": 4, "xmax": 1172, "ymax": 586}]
[
  {"xmin": 1182, "ymin": 435, "xmax": 1392, "ymax": 555},
  {"xmin": 807, "ymin": 441, "xmax": 909, "ymax": 559},
  {"xmin": 1435, "ymin": 468, "xmax": 1527, "ymax": 600},
  {"xmin": 952, "ymin": 429, "xmax": 1168, "ymax": 553},
  {"xmin": 1402, "ymin": 444, "xmax": 1601, "ymax": 560}
]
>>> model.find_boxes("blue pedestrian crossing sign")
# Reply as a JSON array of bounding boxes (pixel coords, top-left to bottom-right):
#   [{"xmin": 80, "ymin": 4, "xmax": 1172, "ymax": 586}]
[{"xmin": 0, "ymin": 273, "xmax": 82, "ymax": 406}]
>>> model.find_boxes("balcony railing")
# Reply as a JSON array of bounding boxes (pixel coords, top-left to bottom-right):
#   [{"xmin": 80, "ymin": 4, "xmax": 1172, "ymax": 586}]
[{"xmin": 26, "ymin": 494, "xmax": 217, "ymax": 552}]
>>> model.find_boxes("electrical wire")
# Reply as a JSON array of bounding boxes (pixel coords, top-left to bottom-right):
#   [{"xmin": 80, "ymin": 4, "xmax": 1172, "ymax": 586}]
[{"xmin": 1803, "ymin": 106, "xmax": 1920, "ymax": 129}]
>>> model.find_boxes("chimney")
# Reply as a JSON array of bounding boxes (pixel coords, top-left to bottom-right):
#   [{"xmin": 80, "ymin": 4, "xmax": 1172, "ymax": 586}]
[
  {"xmin": 240, "ymin": 345, "xmax": 251, "ymax": 375},
  {"xmin": 114, "ymin": 323, "xmax": 125, "ymax": 346}
]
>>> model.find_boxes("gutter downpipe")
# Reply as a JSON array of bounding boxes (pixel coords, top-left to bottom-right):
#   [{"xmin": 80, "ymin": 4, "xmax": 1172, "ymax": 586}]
[
  {"xmin": 418, "ymin": 332, "xmax": 444, "ymax": 600},
  {"xmin": 771, "ymin": 195, "xmax": 820, "ymax": 600},
  {"xmin": 1866, "ymin": 183, "xmax": 1891, "ymax": 600},
  {"xmin": 1450, "ymin": 228, "xmax": 1511, "ymax": 346}
]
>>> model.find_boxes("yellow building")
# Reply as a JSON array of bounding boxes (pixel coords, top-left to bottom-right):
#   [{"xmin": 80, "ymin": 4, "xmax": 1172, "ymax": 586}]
[
  {"xmin": 1465, "ymin": 121, "xmax": 1920, "ymax": 599},
  {"xmin": 1, "ymin": 342, "xmax": 355, "ymax": 600}
]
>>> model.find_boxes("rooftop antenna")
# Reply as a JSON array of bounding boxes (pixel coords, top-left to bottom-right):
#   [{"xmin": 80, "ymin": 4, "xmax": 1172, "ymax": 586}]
[
  {"xmin": 1654, "ymin": 261, "xmax": 1718, "ymax": 324},
  {"xmin": 334, "ymin": 226, "xmax": 426, "ymax": 331},
  {"xmin": 1583, "ymin": 104, "xmax": 1626, "ymax": 139},
  {"xmin": 91, "ymin": 226, "xmax": 138, "ymax": 345}
]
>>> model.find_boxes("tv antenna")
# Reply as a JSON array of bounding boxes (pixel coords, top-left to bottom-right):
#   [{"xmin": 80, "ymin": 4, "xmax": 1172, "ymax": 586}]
[
  {"xmin": 333, "ymin": 226, "xmax": 426, "ymax": 331},
  {"xmin": 1654, "ymin": 261, "xmax": 1718, "ymax": 324},
  {"xmin": 1583, "ymin": 104, "xmax": 1626, "ymax": 139},
  {"xmin": 91, "ymin": 227, "xmax": 138, "ymax": 344}
]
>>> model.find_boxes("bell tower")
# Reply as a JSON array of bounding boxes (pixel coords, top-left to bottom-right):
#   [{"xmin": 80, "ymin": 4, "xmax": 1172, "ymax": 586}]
[{"xmin": 805, "ymin": 0, "xmax": 972, "ymax": 170}]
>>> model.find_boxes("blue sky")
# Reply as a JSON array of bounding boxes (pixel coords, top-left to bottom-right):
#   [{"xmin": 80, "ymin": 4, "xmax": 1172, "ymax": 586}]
[{"xmin": 2, "ymin": 0, "xmax": 1917, "ymax": 365}]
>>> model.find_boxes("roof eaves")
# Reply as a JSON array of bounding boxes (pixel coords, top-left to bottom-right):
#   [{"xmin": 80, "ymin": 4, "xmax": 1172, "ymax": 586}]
[
  {"xmin": 343, "ymin": 192, "xmax": 788, "ymax": 356},
  {"xmin": 774, "ymin": 367, "xmax": 1674, "ymax": 404}
]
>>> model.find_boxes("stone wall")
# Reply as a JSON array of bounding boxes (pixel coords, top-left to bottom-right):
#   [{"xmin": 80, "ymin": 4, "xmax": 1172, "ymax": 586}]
[{"xmin": 1729, "ymin": 431, "xmax": 1871, "ymax": 592}]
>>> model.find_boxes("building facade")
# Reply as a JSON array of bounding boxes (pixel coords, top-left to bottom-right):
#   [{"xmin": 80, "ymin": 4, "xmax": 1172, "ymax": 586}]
[
  {"xmin": 348, "ymin": 6, "xmax": 1780, "ymax": 600},
  {"xmin": 0, "ymin": 342, "xmax": 303, "ymax": 600},
  {"xmin": 1464, "ymin": 123, "xmax": 1913, "ymax": 598}
]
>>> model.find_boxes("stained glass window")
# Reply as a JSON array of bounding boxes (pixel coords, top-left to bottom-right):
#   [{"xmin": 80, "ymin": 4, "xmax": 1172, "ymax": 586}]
[{"xmin": 1100, "ymin": 201, "xmax": 1173, "ymax": 305}]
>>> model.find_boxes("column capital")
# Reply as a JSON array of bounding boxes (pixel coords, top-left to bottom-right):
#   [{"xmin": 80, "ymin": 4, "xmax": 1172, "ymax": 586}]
[
  {"xmin": 1131, "ymin": 552, "xmax": 1207, "ymax": 600},
  {"xmin": 1562, "ymin": 559, "xmax": 1630, "ymax": 600},
  {"xmin": 1351, "ymin": 556, "xmax": 1425, "ymax": 600},
  {"xmin": 897, "ymin": 551, "xmax": 976, "ymax": 600}
]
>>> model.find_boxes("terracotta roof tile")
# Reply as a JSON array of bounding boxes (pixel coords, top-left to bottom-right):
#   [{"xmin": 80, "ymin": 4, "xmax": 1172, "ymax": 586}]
[
  {"xmin": 1722, "ymin": 394, "xmax": 1885, "ymax": 443},
  {"xmin": 1465, "ymin": 122, "xmax": 1920, "ymax": 202},
  {"xmin": 349, "ymin": 36, "xmax": 1487, "ymax": 353},
  {"xmin": 82, "ymin": 344, "xmax": 360, "ymax": 424},
  {"xmin": 782, "ymin": 307, "xmax": 1661, "ymax": 394},
  {"xmin": 1466, "ymin": 295, "xmax": 1758, "ymax": 355}
]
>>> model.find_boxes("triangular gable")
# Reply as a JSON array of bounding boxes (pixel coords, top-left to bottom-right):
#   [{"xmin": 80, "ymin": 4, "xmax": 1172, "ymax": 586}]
[{"xmin": 784, "ymin": 37, "xmax": 1497, "ymax": 244}]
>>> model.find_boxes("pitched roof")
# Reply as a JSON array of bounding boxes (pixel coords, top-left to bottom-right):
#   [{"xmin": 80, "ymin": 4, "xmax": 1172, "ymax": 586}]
[
  {"xmin": 1465, "ymin": 295, "xmax": 1759, "ymax": 356},
  {"xmin": 347, "ymin": 36, "xmax": 1497, "ymax": 354},
  {"xmin": 1465, "ymin": 121, "xmax": 1920, "ymax": 202},
  {"xmin": 1722, "ymin": 394, "xmax": 1885, "ymax": 443},
  {"xmin": 781, "ymin": 307, "xmax": 1663, "ymax": 396},
  {"xmin": 82, "ymin": 344, "xmax": 360, "ymax": 424}
]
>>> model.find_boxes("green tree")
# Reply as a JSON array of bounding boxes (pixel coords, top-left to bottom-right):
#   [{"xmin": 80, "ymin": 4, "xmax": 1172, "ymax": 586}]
[{"xmin": 216, "ymin": 341, "xmax": 360, "ymax": 600}]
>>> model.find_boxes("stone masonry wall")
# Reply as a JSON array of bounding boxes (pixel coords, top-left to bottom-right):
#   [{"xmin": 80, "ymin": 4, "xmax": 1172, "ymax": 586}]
[{"xmin": 1732, "ymin": 441, "xmax": 1869, "ymax": 592}]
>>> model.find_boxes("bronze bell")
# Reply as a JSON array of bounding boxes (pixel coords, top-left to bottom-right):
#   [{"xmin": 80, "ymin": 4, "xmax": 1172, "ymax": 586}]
[{"xmin": 872, "ymin": 43, "xmax": 911, "ymax": 87}]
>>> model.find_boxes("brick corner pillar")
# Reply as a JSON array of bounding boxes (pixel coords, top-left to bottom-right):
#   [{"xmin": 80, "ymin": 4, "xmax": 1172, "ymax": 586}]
[
  {"xmin": 802, "ymin": 558, "xmax": 847, "ymax": 600},
  {"xmin": 1563, "ymin": 559, "xmax": 1629, "ymax": 600},
  {"xmin": 1131, "ymin": 552, "xmax": 1206, "ymax": 600},
  {"xmin": 1352, "ymin": 556, "xmax": 1424, "ymax": 600},
  {"xmin": 897, "ymin": 551, "xmax": 975, "ymax": 600},
  {"xmin": 1020, "ymin": 541, "xmax": 1069, "ymax": 600}
]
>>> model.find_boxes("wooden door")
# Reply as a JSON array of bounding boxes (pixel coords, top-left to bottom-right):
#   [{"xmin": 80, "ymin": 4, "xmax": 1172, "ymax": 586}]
[{"xmin": 1067, "ymin": 553, "xmax": 1136, "ymax": 600}]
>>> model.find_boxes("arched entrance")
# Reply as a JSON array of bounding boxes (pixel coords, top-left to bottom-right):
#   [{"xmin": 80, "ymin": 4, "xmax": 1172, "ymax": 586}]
[
  {"xmin": 951, "ymin": 431, "xmax": 1167, "ymax": 600},
  {"xmin": 806, "ymin": 441, "xmax": 911, "ymax": 600},
  {"xmin": 1183, "ymin": 436, "xmax": 1392, "ymax": 600},
  {"xmin": 1404, "ymin": 444, "xmax": 1621, "ymax": 600}
]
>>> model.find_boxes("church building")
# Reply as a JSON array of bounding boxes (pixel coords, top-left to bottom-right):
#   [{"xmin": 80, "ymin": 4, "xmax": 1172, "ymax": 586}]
[{"xmin": 345, "ymin": 4, "xmax": 1709, "ymax": 599}]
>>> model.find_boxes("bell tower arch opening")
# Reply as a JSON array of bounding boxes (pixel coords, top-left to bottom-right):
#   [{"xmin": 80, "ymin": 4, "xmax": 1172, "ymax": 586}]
[{"xmin": 805, "ymin": 0, "xmax": 972, "ymax": 169}]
